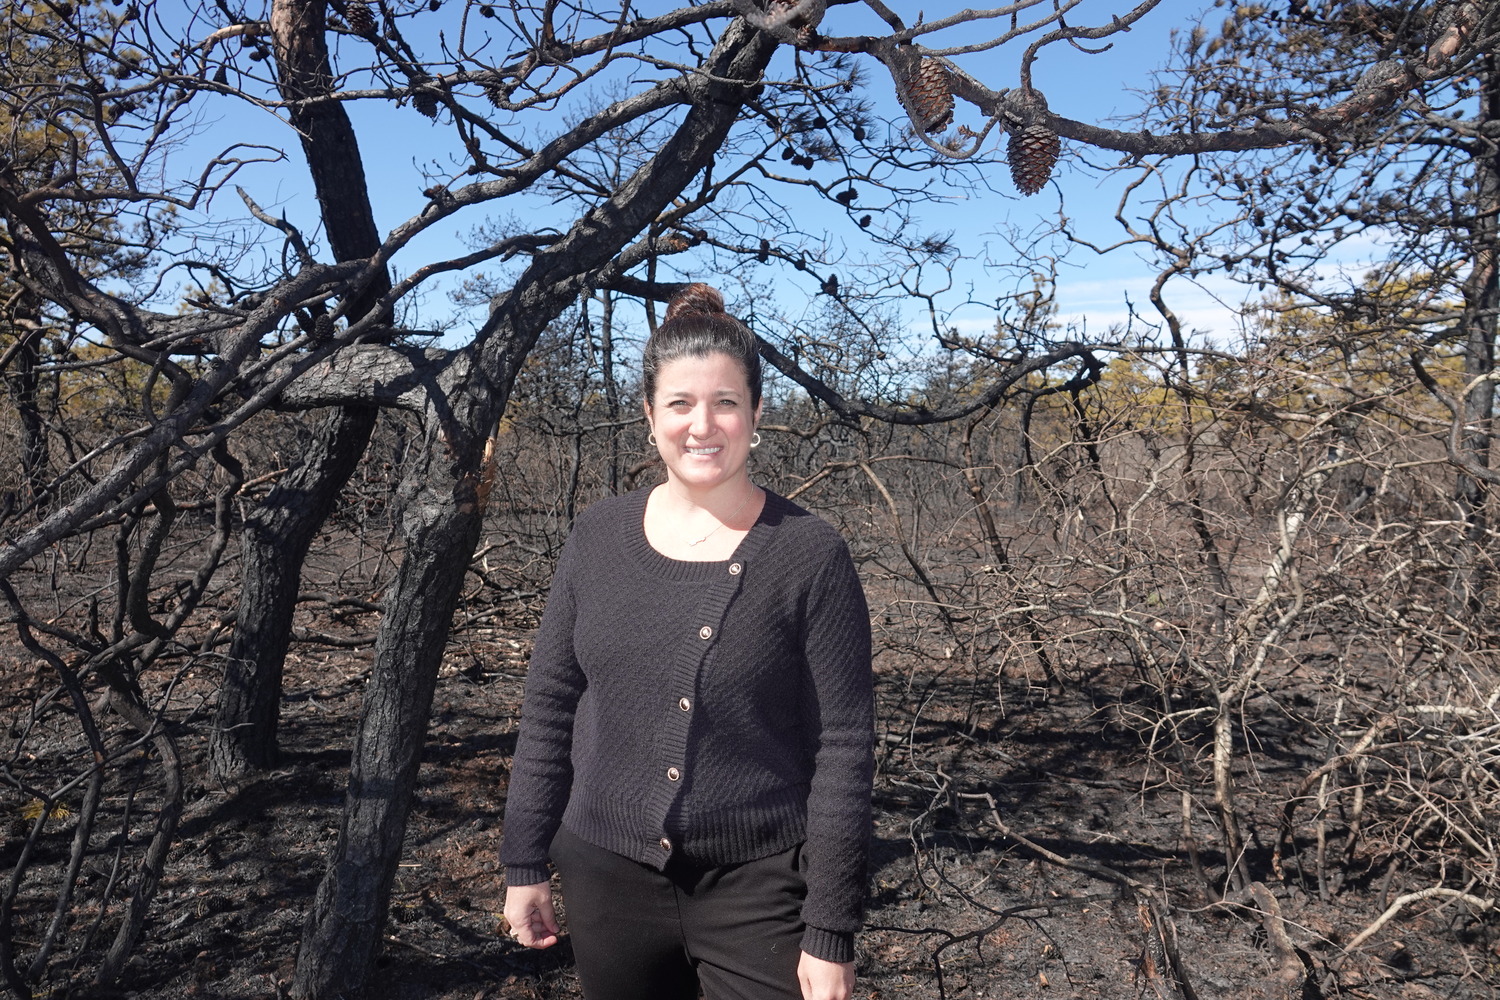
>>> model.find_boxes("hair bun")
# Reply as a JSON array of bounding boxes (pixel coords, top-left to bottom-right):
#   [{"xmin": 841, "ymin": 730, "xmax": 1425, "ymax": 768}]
[{"xmin": 663, "ymin": 282, "xmax": 726, "ymax": 324}]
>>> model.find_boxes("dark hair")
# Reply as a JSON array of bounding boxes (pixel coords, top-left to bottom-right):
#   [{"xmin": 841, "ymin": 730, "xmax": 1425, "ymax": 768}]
[{"xmin": 643, "ymin": 283, "xmax": 763, "ymax": 408}]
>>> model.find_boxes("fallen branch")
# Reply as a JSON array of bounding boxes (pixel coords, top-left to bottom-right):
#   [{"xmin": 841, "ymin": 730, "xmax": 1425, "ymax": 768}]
[
  {"xmin": 1341, "ymin": 884, "xmax": 1496, "ymax": 956},
  {"xmin": 1246, "ymin": 882, "xmax": 1313, "ymax": 996}
]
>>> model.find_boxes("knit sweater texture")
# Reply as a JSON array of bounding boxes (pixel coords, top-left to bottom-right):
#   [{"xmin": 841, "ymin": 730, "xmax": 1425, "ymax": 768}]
[{"xmin": 500, "ymin": 486, "xmax": 874, "ymax": 963}]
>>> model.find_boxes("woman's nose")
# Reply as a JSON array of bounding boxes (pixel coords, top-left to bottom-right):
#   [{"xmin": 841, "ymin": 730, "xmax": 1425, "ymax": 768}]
[{"xmin": 690, "ymin": 404, "xmax": 713, "ymax": 436}]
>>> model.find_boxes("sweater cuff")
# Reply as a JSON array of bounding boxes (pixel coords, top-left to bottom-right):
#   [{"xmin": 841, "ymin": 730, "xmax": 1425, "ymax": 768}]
[
  {"xmin": 800, "ymin": 925, "xmax": 855, "ymax": 964},
  {"xmin": 504, "ymin": 864, "xmax": 551, "ymax": 887}
]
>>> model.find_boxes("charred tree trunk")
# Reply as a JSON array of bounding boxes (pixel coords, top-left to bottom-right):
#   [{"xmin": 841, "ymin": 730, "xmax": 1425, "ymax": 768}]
[
  {"xmin": 211, "ymin": 409, "xmax": 375, "ymax": 774},
  {"xmin": 291, "ymin": 18, "xmax": 776, "ymax": 996},
  {"xmin": 292, "ymin": 358, "xmax": 498, "ymax": 996},
  {"xmin": 599, "ymin": 290, "xmax": 622, "ymax": 494},
  {"xmin": 1451, "ymin": 54, "xmax": 1499, "ymax": 612},
  {"xmin": 3, "ymin": 293, "xmax": 49, "ymax": 507},
  {"xmin": 211, "ymin": 0, "xmax": 389, "ymax": 777}
]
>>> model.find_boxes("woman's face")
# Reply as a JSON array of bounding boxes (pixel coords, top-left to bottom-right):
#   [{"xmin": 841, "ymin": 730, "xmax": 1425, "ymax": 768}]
[{"xmin": 647, "ymin": 351, "xmax": 761, "ymax": 495}]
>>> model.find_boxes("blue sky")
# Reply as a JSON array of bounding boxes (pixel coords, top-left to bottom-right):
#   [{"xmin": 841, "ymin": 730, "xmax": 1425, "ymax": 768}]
[
  {"xmin": 931, "ymin": 1, "xmax": 1255, "ymax": 346},
  {"xmin": 160, "ymin": 3, "xmax": 1268, "ymax": 354}
]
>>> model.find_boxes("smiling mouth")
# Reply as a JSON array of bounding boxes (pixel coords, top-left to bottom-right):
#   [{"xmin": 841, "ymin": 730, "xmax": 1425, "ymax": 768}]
[{"xmin": 685, "ymin": 446, "xmax": 721, "ymax": 455}]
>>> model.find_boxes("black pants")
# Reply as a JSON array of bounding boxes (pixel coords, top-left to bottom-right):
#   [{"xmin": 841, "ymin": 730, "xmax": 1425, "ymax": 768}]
[{"xmin": 549, "ymin": 825, "xmax": 806, "ymax": 1000}]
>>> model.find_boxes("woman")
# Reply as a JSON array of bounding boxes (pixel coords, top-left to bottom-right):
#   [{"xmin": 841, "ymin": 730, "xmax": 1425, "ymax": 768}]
[{"xmin": 500, "ymin": 283, "xmax": 874, "ymax": 1000}]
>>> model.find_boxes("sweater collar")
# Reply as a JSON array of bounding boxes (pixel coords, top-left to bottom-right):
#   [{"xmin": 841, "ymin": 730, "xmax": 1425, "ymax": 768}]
[{"xmin": 622, "ymin": 485, "xmax": 782, "ymax": 582}]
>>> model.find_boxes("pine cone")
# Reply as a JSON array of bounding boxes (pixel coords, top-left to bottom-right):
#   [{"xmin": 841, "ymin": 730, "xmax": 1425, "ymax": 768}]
[
  {"xmin": 909, "ymin": 58, "xmax": 953, "ymax": 134},
  {"xmin": 313, "ymin": 314, "xmax": 335, "ymax": 342},
  {"xmin": 345, "ymin": 0, "xmax": 377, "ymax": 36},
  {"xmin": 412, "ymin": 89, "xmax": 439, "ymax": 118},
  {"xmin": 1429, "ymin": 0, "xmax": 1477, "ymax": 36},
  {"xmin": 1354, "ymin": 58, "xmax": 1404, "ymax": 96},
  {"xmin": 1007, "ymin": 122, "xmax": 1059, "ymax": 196}
]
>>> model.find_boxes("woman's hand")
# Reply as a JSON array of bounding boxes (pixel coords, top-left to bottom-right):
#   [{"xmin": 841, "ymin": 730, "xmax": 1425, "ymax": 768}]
[
  {"xmin": 503, "ymin": 883, "xmax": 560, "ymax": 949},
  {"xmin": 798, "ymin": 951, "xmax": 855, "ymax": 1000}
]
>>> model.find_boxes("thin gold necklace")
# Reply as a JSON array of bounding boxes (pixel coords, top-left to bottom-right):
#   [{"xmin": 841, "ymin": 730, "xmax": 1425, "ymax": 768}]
[{"xmin": 687, "ymin": 487, "xmax": 757, "ymax": 547}]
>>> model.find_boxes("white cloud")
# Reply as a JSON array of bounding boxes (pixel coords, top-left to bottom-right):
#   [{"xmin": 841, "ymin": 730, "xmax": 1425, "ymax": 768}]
[{"xmin": 1053, "ymin": 271, "xmax": 1255, "ymax": 343}]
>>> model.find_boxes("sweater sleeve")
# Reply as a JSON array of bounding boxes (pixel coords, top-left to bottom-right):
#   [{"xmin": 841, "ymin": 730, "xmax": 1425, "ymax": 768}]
[
  {"xmin": 797, "ymin": 537, "xmax": 875, "ymax": 963},
  {"xmin": 500, "ymin": 536, "xmax": 586, "ymax": 887}
]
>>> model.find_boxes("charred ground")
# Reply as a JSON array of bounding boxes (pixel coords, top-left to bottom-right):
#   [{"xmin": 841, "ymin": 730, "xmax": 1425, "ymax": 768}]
[{"xmin": 5, "ymin": 572, "xmax": 1496, "ymax": 1000}]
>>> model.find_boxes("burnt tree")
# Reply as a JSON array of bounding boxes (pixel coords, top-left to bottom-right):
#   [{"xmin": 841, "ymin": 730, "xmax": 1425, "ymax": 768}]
[
  {"xmin": 209, "ymin": 0, "xmax": 390, "ymax": 778},
  {"xmin": 0, "ymin": 2, "xmax": 1468, "ymax": 996}
]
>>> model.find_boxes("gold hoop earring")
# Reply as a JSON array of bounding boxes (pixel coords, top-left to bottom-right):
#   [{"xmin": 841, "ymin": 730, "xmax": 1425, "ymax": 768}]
[{"xmin": 750, "ymin": 432, "xmax": 762, "ymax": 448}]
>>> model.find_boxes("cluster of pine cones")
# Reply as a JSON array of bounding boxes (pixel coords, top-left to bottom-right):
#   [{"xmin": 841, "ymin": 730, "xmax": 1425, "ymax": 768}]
[
  {"xmin": 329, "ymin": 1, "xmax": 1062, "ymax": 195},
  {"xmin": 900, "ymin": 53, "xmax": 1058, "ymax": 196}
]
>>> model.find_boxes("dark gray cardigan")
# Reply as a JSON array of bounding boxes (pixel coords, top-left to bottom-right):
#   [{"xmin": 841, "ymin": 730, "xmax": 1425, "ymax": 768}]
[{"xmin": 500, "ymin": 487, "xmax": 874, "ymax": 962}]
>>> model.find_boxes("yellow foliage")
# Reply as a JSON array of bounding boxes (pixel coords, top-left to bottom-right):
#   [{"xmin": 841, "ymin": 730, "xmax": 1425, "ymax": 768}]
[
  {"xmin": 53, "ymin": 341, "xmax": 182, "ymax": 422},
  {"xmin": 1205, "ymin": 285, "xmax": 1463, "ymax": 433},
  {"xmin": 1014, "ymin": 275, "xmax": 1461, "ymax": 448},
  {"xmin": 20, "ymin": 797, "xmax": 71, "ymax": 823}
]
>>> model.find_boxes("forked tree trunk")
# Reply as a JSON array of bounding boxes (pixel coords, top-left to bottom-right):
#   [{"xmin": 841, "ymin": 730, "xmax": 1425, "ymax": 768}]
[
  {"xmin": 293, "ymin": 372, "xmax": 496, "ymax": 996},
  {"xmin": 211, "ymin": 0, "xmax": 389, "ymax": 777}
]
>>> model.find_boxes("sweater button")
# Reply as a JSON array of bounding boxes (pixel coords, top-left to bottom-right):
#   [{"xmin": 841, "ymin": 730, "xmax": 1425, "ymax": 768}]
[
  {"xmin": 729, "ymin": 562, "xmax": 742, "ymax": 575},
  {"xmin": 678, "ymin": 697, "xmax": 691, "ymax": 711},
  {"xmin": 667, "ymin": 766, "xmax": 681, "ymax": 781},
  {"xmin": 659, "ymin": 837, "xmax": 672, "ymax": 852},
  {"xmin": 698, "ymin": 625, "xmax": 713, "ymax": 640}
]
